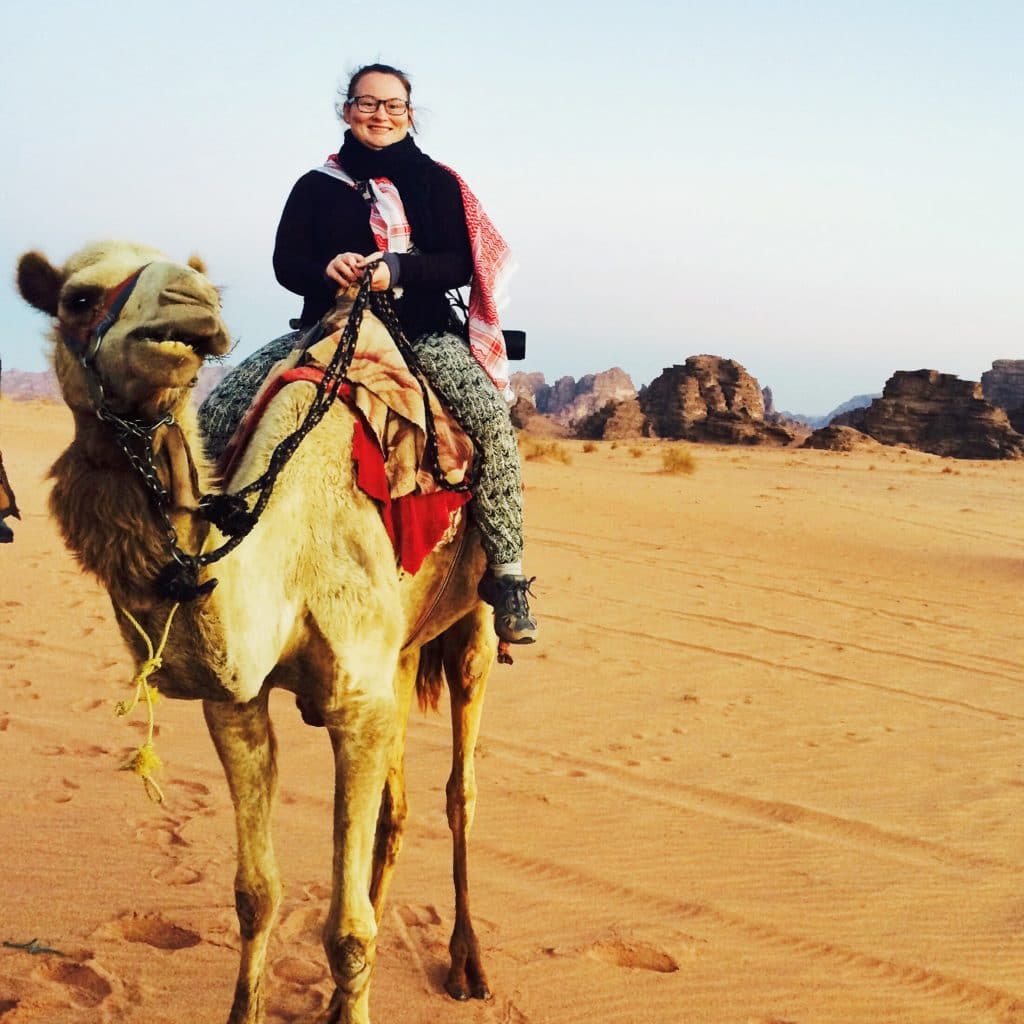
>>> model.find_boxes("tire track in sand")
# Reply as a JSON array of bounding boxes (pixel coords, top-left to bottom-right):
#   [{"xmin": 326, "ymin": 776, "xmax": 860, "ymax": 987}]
[
  {"xmin": 477, "ymin": 838, "xmax": 1024, "ymax": 1023},
  {"xmin": 534, "ymin": 530, "xmax": 1023, "ymax": 640},
  {"xmin": 550, "ymin": 616, "xmax": 1024, "ymax": 725},
  {"xmin": 595, "ymin": 592, "xmax": 1022, "ymax": 685},
  {"xmin": 422, "ymin": 721, "xmax": 1023, "ymax": 876}
]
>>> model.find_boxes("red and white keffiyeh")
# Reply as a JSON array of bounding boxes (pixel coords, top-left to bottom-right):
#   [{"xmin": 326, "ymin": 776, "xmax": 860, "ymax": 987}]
[{"xmin": 318, "ymin": 154, "xmax": 514, "ymax": 395}]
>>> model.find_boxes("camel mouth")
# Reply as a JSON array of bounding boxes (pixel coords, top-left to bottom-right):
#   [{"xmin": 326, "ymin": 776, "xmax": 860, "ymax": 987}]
[{"xmin": 132, "ymin": 320, "xmax": 230, "ymax": 359}]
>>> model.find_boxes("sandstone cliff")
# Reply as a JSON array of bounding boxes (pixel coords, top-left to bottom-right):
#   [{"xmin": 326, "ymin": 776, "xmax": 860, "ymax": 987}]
[
  {"xmin": 638, "ymin": 356, "xmax": 796, "ymax": 445},
  {"xmin": 510, "ymin": 368, "xmax": 637, "ymax": 430},
  {"xmin": 844, "ymin": 369, "xmax": 1024, "ymax": 459},
  {"xmin": 981, "ymin": 359, "xmax": 1024, "ymax": 433}
]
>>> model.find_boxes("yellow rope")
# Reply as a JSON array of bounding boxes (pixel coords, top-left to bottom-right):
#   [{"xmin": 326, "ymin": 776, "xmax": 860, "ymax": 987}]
[{"xmin": 115, "ymin": 603, "xmax": 180, "ymax": 803}]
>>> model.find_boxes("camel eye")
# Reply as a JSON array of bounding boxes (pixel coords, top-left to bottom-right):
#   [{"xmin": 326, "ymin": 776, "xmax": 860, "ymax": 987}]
[{"xmin": 62, "ymin": 286, "xmax": 102, "ymax": 315}]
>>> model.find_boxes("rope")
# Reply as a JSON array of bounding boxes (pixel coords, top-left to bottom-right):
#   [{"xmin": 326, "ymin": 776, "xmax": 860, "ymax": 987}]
[{"xmin": 115, "ymin": 603, "xmax": 180, "ymax": 803}]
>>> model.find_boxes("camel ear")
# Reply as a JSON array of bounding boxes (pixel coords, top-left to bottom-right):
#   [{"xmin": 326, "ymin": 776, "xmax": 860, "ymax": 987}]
[
  {"xmin": 187, "ymin": 254, "xmax": 208, "ymax": 275},
  {"xmin": 17, "ymin": 251, "xmax": 63, "ymax": 316}
]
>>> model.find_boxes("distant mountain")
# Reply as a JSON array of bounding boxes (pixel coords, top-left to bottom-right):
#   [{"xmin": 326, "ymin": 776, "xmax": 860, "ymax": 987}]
[
  {"xmin": 1, "ymin": 368, "xmax": 62, "ymax": 402},
  {"xmin": 1, "ymin": 366, "xmax": 229, "ymax": 405},
  {"xmin": 782, "ymin": 394, "xmax": 880, "ymax": 429}
]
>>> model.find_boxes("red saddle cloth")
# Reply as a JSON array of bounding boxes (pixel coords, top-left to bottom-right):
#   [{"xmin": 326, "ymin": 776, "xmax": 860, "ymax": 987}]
[{"xmin": 219, "ymin": 366, "xmax": 470, "ymax": 575}]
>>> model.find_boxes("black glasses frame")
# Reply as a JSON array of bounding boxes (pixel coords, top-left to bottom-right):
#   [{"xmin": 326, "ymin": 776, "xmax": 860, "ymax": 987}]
[{"xmin": 348, "ymin": 95, "xmax": 409, "ymax": 115}]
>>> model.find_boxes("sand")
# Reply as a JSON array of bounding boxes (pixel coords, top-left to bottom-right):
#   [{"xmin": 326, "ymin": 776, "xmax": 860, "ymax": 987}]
[{"xmin": 1, "ymin": 396, "xmax": 1023, "ymax": 1024}]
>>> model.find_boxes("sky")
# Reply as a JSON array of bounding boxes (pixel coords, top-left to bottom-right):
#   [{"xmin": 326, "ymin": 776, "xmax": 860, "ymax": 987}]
[{"xmin": 1, "ymin": 0, "xmax": 1020, "ymax": 416}]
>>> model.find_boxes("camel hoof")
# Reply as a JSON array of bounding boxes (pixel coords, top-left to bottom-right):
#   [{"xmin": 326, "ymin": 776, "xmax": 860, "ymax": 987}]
[{"xmin": 444, "ymin": 968, "xmax": 491, "ymax": 1002}]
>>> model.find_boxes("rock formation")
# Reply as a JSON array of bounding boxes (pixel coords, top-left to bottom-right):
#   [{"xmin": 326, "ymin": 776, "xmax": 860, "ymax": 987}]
[
  {"xmin": 981, "ymin": 359, "xmax": 1024, "ymax": 433},
  {"xmin": 801, "ymin": 424, "xmax": 885, "ymax": 452},
  {"xmin": 511, "ymin": 368, "xmax": 637, "ymax": 430},
  {"xmin": 844, "ymin": 369, "xmax": 1024, "ymax": 459},
  {"xmin": 638, "ymin": 356, "xmax": 796, "ymax": 445}
]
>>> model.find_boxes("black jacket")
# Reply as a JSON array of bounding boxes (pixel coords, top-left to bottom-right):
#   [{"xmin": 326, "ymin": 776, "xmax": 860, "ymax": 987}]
[{"xmin": 273, "ymin": 162, "xmax": 473, "ymax": 339}]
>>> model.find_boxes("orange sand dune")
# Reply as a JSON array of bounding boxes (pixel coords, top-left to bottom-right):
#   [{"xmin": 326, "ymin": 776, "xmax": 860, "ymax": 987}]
[{"xmin": 1, "ymin": 396, "xmax": 1023, "ymax": 1024}]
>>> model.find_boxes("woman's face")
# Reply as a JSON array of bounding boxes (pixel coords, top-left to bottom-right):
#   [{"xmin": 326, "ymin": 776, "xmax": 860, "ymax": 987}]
[{"xmin": 343, "ymin": 71, "xmax": 413, "ymax": 150}]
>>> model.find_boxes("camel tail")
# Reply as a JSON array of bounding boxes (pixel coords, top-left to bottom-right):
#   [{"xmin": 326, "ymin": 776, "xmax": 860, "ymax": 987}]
[{"xmin": 415, "ymin": 637, "xmax": 446, "ymax": 713}]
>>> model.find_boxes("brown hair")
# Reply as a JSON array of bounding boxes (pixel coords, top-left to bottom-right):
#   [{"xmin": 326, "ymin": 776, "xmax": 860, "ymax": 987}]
[{"xmin": 336, "ymin": 63, "xmax": 416, "ymax": 130}]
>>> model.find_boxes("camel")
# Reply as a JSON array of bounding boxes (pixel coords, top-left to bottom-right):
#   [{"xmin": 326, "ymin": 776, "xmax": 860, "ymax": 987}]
[
  {"xmin": 0, "ymin": 454, "xmax": 17, "ymax": 542},
  {"xmin": 17, "ymin": 240, "xmax": 500, "ymax": 1024}
]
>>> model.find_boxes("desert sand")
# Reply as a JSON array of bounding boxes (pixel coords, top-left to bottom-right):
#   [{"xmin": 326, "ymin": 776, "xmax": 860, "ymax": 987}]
[{"xmin": 1, "ymin": 395, "xmax": 1023, "ymax": 1024}]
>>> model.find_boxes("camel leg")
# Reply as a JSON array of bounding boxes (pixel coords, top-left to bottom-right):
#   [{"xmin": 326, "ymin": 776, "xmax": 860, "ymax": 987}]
[
  {"xmin": 441, "ymin": 605, "xmax": 497, "ymax": 1001},
  {"xmin": 204, "ymin": 695, "xmax": 282, "ymax": 1024},
  {"xmin": 320, "ymin": 679, "xmax": 398, "ymax": 1024},
  {"xmin": 369, "ymin": 652, "xmax": 417, "ymax": 923}
]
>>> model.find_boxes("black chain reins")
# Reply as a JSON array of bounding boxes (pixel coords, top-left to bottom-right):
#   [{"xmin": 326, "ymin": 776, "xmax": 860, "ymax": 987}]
[{"xmin": 84, "ymin": 263, "xmax": 472, "ymax": 601}]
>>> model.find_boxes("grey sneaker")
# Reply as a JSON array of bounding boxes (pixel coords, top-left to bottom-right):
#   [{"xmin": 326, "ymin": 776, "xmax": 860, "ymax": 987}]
[{"xmin": 478, "ymin": 572, "xmax": 538, "ymax": 644}]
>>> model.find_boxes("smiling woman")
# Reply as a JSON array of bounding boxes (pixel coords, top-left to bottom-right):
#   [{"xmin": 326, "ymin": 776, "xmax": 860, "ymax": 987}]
[{"xmin": 203, "ymin": 61, "xmax": 539, "ymax": 645}]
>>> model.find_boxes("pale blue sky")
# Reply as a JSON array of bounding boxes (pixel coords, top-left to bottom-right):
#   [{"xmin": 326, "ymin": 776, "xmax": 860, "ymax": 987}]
[{"xmin": 2, "ymin": 0, "xmax": 1020, "ymax": 414}]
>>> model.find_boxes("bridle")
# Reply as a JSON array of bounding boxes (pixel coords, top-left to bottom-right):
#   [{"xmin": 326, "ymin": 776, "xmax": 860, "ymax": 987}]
[
  {"xmin": 62, "ymin": 263, "xmax": 469, "ymax": 603},
  {"xmin": 62, "ymin": 264, "xmax": 150, "ymax": 378}
]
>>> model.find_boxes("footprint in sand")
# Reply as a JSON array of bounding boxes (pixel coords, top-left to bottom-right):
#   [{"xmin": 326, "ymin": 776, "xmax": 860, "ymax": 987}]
[
  {"xmin": 480, "ymin": 999, "xmax": 531, "ymax": 1024},
  {"xmin": 584, "ymin": 939, "xmax": 679, "ymax": 973},
  {"xmin": 106, "ymin": 912, "xmax": 201, "ymax": 950},
  {"xmin": 272, "ymin": 956, "xmax": 328, "ymax": 986},
  {"xmin": 42, "ymin": 778, "xmax": 80, "ymax": 805},
  {"xmin": 150, "ymin": 863, "xmax": 203, "ymax": 886},
  {"xmin": 33, "ymin": 959, "xmax": 113, "ymax": 1009},
  {"xmin": 395, "ymin": 904, "xmax": 442, "ymax": 928},
  {"xmin": 70, "ymin": 696, "xmax": 107, "ymax": 713},
  {"xmin": 165, "ymin": 778, "xmax": 213, "ymax": 815},
  {"xmin": 133, "ymin": 817, "xmax": 188, "ymax": 848},
  {"xmin": 41, "ymin": 742, "xmax": 110, "ymax": 758},
  {"xmin": 300, "ymin": 882, "xmax": 333, "ymax": 902},
  {"xmin": 278, "ymin": 905, "xmax": 324, "ymax": 943},
  {"xmin": 268, "ymin": 984, "xmax": 326, "ymax": 1019}
]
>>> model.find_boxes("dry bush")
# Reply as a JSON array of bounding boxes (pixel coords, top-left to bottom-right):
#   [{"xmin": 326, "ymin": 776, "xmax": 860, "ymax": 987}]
[
  {"xmin": 520, "ymin": 438, "xmax": 573, "ymax": 464},
  {"xmin": 659, "ymin": 445, "xmax": 697, "ymax": 475},
  {"xmin": 629, "ymin": 446, "xmax": 645, "ymax": 459},
  {"xmin": 582, "ymin": 441, "xmax": 598, "ymax": 454}
]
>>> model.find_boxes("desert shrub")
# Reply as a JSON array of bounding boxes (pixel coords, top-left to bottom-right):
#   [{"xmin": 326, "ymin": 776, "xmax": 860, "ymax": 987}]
[
  {"xmin": 520, "ymin": 438, "xmax": 573, "ymax": 464},
  {"xmin": 629, "ymin": 446, "xmax": 645, "ymax": 459},
  {"xmin": 659, "ymin": 445, "xmax": 697, "ymax": 475},
  {"xmin": 582, "ymin": 441, "xmax": 598, "ymax": 453}
]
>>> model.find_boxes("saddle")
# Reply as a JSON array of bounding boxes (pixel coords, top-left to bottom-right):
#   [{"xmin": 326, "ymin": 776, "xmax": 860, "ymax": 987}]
[{"xmin": 214, "ymin": 295, "xmax": 473, "ymax": 575}]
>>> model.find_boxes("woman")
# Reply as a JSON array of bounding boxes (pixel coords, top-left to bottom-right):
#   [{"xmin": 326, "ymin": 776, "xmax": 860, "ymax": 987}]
[{"xmin": 239, "ymin": 63, "xmax": 535, "ymax": 644}]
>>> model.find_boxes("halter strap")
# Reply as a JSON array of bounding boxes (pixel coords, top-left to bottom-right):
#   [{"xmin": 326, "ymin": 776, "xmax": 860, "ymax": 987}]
[{"xmin": 62, "ymin": 264, "xmax": 150, "ymax": 365}]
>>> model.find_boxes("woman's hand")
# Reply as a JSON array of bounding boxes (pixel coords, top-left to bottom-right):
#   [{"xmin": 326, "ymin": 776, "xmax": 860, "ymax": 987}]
[{"xmin": 325, "ymin": 252, "xmax": 391, "ymax": 291}]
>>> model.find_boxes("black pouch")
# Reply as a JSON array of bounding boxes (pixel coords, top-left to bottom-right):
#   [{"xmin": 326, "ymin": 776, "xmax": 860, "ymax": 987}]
[{"xmin": 447, "ymin": 289, "xmax": 527, "ymax": 360}]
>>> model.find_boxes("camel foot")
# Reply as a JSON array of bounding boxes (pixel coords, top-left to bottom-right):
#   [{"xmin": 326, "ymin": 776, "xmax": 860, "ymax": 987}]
[
  {"xmin": 444, "ymin": 939, "xmax": 491, "ymax": 1001},
  {"xmin": 318, "ymin": 989, "xmax": 369, "ymax": 1024}
]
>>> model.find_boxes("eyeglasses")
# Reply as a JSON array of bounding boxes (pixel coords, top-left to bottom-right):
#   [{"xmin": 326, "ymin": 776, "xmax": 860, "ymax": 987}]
[{"xmin": 348, "ymin": 95, "xmax": 409, "ymax": 116}]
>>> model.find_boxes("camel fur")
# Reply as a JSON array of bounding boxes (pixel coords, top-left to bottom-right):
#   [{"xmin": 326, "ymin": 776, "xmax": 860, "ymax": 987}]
[{"xmin": 17, "ymin": 240, "xmax": 499, "ymax": 1024}]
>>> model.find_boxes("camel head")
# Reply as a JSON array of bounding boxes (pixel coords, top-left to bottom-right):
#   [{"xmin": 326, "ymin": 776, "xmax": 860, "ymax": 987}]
[{"xmin": 17, "ymin": 241, "xmax": 231, "ymax": 420}]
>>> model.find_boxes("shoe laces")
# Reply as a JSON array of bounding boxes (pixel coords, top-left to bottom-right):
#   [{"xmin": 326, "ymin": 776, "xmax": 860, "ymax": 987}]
[{"xmin": 499, "ymin": 575, "xmax": 536, "ymax": 617}]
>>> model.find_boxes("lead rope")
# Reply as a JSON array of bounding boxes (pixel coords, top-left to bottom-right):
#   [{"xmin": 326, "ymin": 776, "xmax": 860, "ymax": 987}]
[{"xmin": 114, "ymin": 602, "xmax": 180, "ymax": 803}]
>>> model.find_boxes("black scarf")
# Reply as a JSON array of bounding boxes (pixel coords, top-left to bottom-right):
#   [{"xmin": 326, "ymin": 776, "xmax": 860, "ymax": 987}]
[{"xmin": 337, "ymin": 131, "xmax": 440, "ymax": 249}]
